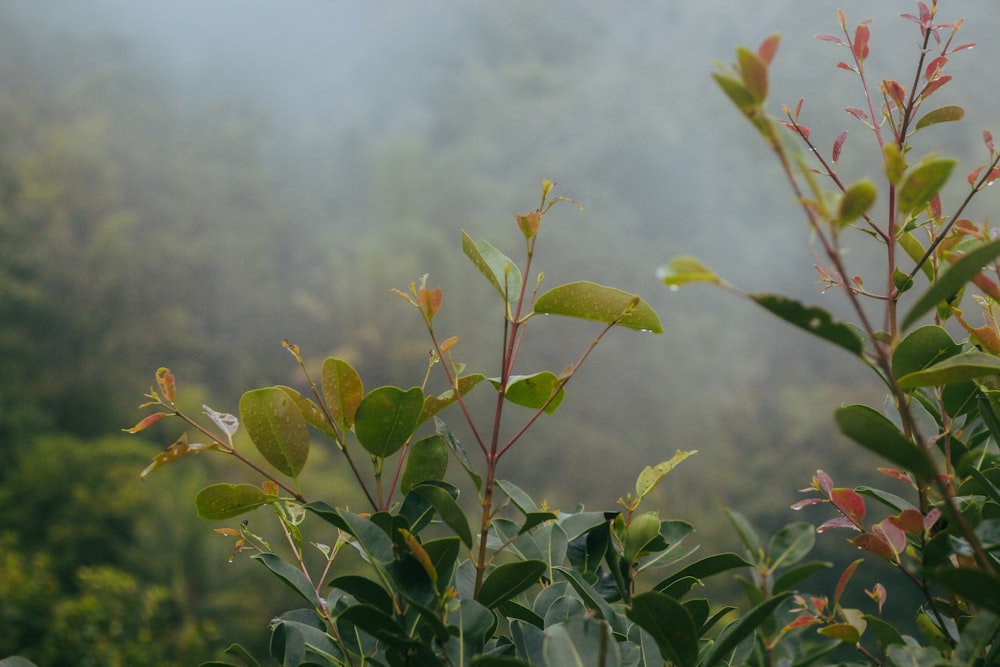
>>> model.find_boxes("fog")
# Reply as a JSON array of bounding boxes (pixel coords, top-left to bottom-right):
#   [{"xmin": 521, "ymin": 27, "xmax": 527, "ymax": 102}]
[{"xmin": 5, "ymin": 0, "xmax": 1000, "ymax": 635}]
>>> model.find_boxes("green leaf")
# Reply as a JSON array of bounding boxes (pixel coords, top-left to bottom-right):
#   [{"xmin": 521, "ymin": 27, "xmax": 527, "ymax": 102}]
[
  {"xmin": 773, "ymin": 561, "xmax": 832, "ymax": 594},
  {"xmin": 354, "ymin": 386, "xmax": 423, "ymax": 458},
  {"xmin": 461, "ymin": 230, "xmax": 523, "ymax": 304},
  {"xmin": 903, "ymin": 239, "xmax": 1000, "ymax": 330},
  {"xmin": 533, "ymin": 281, "xmax": 663, "ymax": 333},
  {"xmin": 713, "ymin": 72, "xmax": 758, "ymax": 112},
  {"xmin": 436, "ymin": 418, "xmax": 482, "ymax": 491},
  {"xmin": 953, "ymin": 610, "xmax": 1000, "ymax": 667},
  {"xmin": 627, "ymin": 591, "xmax": 699, "ymax": 667},
  {"xmin": 542, "ymin": 617, "xmax": 620, "ymax": 667},
  {"xmin": 837, "ymin": 180, "xmax": 877, "ymax": 226},
  {"xmin": 336, "ymin": 605, "xmax": 407, "ymax": 644},
  {"xmin": 751, "ymin": 294, "xmax": 864, "ymax": 355},
  {"xmin": 490, "ymin": 372, "xmax": 565, "ymax": 414},
  {"xmin": 725, "ymin": 509, "xmax": 762, "ymax": 559},
  {"xmin": 929, "ymin": 568, "xmax": 1000, "ymax": 614},
  {"xmin": 834, "ymin": 405, "xmax": 936, "ymax": 481},
  {"xmin": 891, "ymin": 325, "xmax": 961, "ymax": 380},
  {"xmin": 0, "ymin": 658, "xmax": 41, "ymax": 667},
  {"xmin": 914, "ymin": 105, "xmax": 965, "ymax": 131},
  {"xmin": 623, "ymin": 512, "xmax": 663, "ymax": 564},
  {"xmin": 768, "ymin": 522, "xmax": 816, "ymax": 569},
  {"xmin": 817, "ymin": 622, "xmax": 861, "ymax": 644},
  {"xmin": 252, "ymin": 553, "xmax": 318, "ymax": 606},
  {"xmin": 653, "ymin": 553, "xmax": 751, "ymax": 595},
  {"xmin": 276, "ymin": 386, "xmax": 335, "ymax": 439},
  {"xmin": 736, "ymin": 46, "xmax": 768, "ymax": 101},
  {"xmin": 322, "ymin": 357, "xmax": 363, "ymax": 431},
  {"xmin": 328, "ymin": 575, "xmax": 393, "ymax": 615},
  {"xmin": 477, "ymin": 560, "xmax": 547, "ymax": 609},
  {"xmin": 898, "ymin": 351, "xmax": 1000, "ymax": 388},
  {"xmin": 635, "ymin": 450, "xmax": 697, "ymax": 501},
  {"xmin": 411, "ymin": 483, "xmax": 473, "ymax": 548},
  {"xmin": 400, "ymin": 434, "xmax": 449, "ymax": 493},
  {"xmin": 221, "ymin": 643, "xmax": 263, "ymax": 667},
  {"xmin": 240, "ymin": 387, "xmax": 310, "ymax": 478},
  {"xmin": 699, "ymin": 592, "xmax": 793, "ymax": 667},
  {"xmin": 657, "ymin": 256, "xmax": 725, "ymax": 288},
  {"xmin": 195, "ymin": 483, "xmax": 272, "ymax": 520},
  {"xmin": 897, "ymin": 157, "xmax": 956, "ymax": 216}
]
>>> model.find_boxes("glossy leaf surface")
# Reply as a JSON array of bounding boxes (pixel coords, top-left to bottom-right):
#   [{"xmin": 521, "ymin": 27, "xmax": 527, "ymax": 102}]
[
  {"xmin": 400, "ymin": 434, "xmax": 449, "ymax": 493},
  {"xmin": 751, "ymin": 294, "xmax": 864, "ymax": 355},
  {"xmin": 195, "ymin": 483, "xmax": 272, "ymax": 520},
  {"xmin": 322, "ymin": 357, "xmax": 363, "ymax": 431},
  {"xmin": 240, "ymin": 387, "xmax": 310, "ymax": 478},
  {"xmin": 533, "ymin": 281, "xmax": 663, "ymax": 333},
  {"xmin": 834, "ymin": 405, "xmax": 936, "ymax": 481},
  {"xmin": 461, "ymin": 230, "xmax": 522, "ymax": 303},
  {"xmin": 354, "ymin": 386, "xmax": 423, "ymax": 458}
]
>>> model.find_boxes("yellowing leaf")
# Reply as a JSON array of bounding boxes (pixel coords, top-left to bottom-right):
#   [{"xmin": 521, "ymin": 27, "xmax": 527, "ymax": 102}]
[
  {"xmin": 534, "ymin": 281, "xmax": 663, "ymax": 333},
  {"xmin": 635, "ymin": 450, "xmax": 698, "ymax": 501},
  {"xmin": 657, "ymin": 256, "xmax": 725, "ymax": 288},
  {"xmin": 837, "ymin": 180, "xmax": 877, "ymax": 226}
]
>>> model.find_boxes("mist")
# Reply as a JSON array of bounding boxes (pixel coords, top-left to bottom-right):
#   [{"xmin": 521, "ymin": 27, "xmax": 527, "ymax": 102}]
[{"xmin": 4, "ymin": 1, "xmax": 1000, "ymax": 658}]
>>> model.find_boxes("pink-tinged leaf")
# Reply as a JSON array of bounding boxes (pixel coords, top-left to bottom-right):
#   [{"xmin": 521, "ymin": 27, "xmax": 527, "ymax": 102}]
[
  {"xmin": 882, "ymin": 80, "xmax": 906, "ymax": 110},
  {"xmin": 780, "ymin": 120, "xmax": 810, "ymax": 139},
  {"xmin": 867, "ymin": 583, "xmax": 887, "ymax": 614},
  {"xmin": 818, "ymin": 517, "xmax": 858, "ymax": 533},
  {"xmin": 888, "ymin": 509, "xmax": 924, "ymax": 534},
  {"xmin": 123, "ymin": 411, "xmax": 169, "ymax": 434},
  {"xmin": 757, "ymin": 33, "xmax": 780, "ymax": 65},
  {"xmin": 736, "ymin": 46, "xmax": 769, "ymax": 101},
  {"xmin": 810, "ymin": 596, "xmax": 828, "ymax": 614},
  {"xmin": 156, "ymin": 367, "xmax": 176, "ymax": 403},
  {"xmin": 984, "ymin": 130, "xmax": 995, "ymax": 154},
  {"xmin": 853, "ymin": 24, "xmax": 870, "ymax": 62},
  {"xmin": 900, "ymin": 13, "xmax": 919, "ymax": 25},
  {"xmin": 845, "ymin": 107, "xmax": 871, "ymax": 126},
  {"xmin": 831, "ymin": 487, "xmax": 866, "ymax": 523},
  {"xmin": 817, "ymin": 34, "xmax": 844, "ymax": 45},
  {"xmin": 928, "ymin": 194, "xmax": 942, "ymax": 219},
  {"xmin": 877, "ymin": 467, "xmax": 915, "ymax": 487},
  {"xmin": 872, "ymin": 520, "xmax": 907, "ymax": 555},
  {"xmin": 782, "ymin": 615, "xmax": 820, "ymax": 632},
  {"xmin": 817, "ymin": 470, "xmax": 834, "ymax": 495},
  {"xmin": 837, "ymin": 9, "xmax": 847, "ymax": 28},
  {"xmin": 922, "ymin": 75, "xmax": 952, "ymax": 98},
  {"xmin": 417, "ymin": 285, "xmax": 442, "ymax": 320},
  {"xmin": 968, "ymin": 166, "xmax": 985, "ymax": 186},
  {"xmin": 918, "ymin": 2, "xmax": 931, "ymax": 25},
  {"xmin": 851, "ymin": 533, "xmax": 896, "ymax": 561},
  {"xmin": 791, "ymin": 498, "xmax": 826, "ymax": 510},
  {"xmin": 834, "ymin": 559, "xmax": 863, "ymax": 607},
  {"xmin": 832, "ymin": 130, "xmax": 849, "ymax": 164},
  {"xmin": 951, "ymin": 42, "xmax": 975, "ymax": 53},
  {"xmin": 837, "ymin": 61, "xmax": 857, "ymax": 73},
  {"xmin": 795, "ymin": 97, "xmax": 804, "ymax": 119},
  {"xmin": 923, "ymin": 508, "xmax": 942, "ymax": 532},
  {"xmin": 987, "ymin": 168, "xmax": 1000, "ymax": 184},
  {"xmin": 925, "ymin": 57, "xmax": 948, "ymax": 80}
]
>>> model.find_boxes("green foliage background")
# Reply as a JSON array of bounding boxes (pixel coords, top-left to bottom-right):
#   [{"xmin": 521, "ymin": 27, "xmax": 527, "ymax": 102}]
[{"xmin": 4, "ymin": 1, "xmax": 1000, "ymax": 662}]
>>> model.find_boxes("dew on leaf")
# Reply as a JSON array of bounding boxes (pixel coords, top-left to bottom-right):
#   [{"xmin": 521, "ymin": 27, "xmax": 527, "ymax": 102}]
[{"xmin": 668, "ymin": 285, "xmax": 680, "ymax": 293}]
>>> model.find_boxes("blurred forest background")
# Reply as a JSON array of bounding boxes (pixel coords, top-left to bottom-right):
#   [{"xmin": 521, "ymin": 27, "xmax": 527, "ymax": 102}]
[{"xmin": 4, "ymin": 1, "xmax": 1000, "ymax": 664}]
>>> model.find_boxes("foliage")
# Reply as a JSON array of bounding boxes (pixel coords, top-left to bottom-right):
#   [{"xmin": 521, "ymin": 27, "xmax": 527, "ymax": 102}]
[{"xmin": 665, "ymin": 1, "xmax": 1000, "ymax": 664}]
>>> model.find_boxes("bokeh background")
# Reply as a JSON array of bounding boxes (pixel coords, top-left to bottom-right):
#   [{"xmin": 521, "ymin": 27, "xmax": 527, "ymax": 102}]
[{"xmin": 3, "ymin": 1, "xmax": 1000, "ymax": 663}]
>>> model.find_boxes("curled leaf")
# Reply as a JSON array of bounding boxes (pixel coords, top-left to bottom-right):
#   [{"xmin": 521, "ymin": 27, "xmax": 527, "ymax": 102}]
[
  {"xmin": 140, "ymin": 433, "xmax": 219, "ymax": 479},
  {"xmin": 156, "ymin": 367, "xmax": 176, "ymax": 403}
]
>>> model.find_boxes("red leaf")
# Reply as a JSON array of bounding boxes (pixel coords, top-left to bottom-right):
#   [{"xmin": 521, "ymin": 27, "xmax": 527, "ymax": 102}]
[
  {"xmin": 791, "ymin": 498, "xmax": 826, "ymax": 510},
  {"xmin": 968, "ymin": 166, "xmax": 985, "ymax": 186},
  {"xmin": 984, "ymin": 130, "xmax": 995, "ymax": 154},
  {"xmin": 758, "ymin": 34, "xmax": 780, "ymax": 65},
  {"xmin": 795, "ymin": 97, "xmax": 805, "ymax": 120},
  {"xmin": 900, "ymin": 13, "xmax": 920, "ymax": 25},
  {"xmin": 872, "ymin": 520, "xmax": 907, "ymax": 555},
  {"xmin": 156, "ymin": 367, "xmax": 176, "ymax": 403},
  {"xmin": 987, "ymin": 168, "xmax": 1000, "ymax": 184},
  {"xmin": 818, "ymin": 517, "xmax": 858, "ymax": 533},
  {"xmin": 867, "ymin": 583, "xmax": 887, "ymax": 614},
  {"xmin": 816, "ymin": 34, "xmax": 844, "ymax": 45},
  {"xmin": 925, "ymin": 56, "xmax": 948, "ymax": 81},
  {"xmin": 922, "ymin": 75, "xmax": 952, "ymax": 98},
  {"xmin": 951, "ymin": 42, "xmax": 976, "ymax": 53},
  {"xmin": 851, "ymin": 533, "xmax": 896, "ymax": 561},
  {"xmin": 853, "ymin": 24, "xmax": 870, "ymax": 62},
  {"xmin": 837, "ymin": 61, "xmax": 857, "ymax": 73},
  {"xmin": 918, "ymin": 2, "xmax": 931, "ymax": 26},
  {"xmin": 780, "ymin": 120, "xmax": 810, "ymax": 139},
  {"xmin": 882, "ymin": 80, "xmax": 906, "ymax": 109},
  {"xmin": 845, "ymin": 107, "xmax": 871, "ymax": 125},
  {"xmin": 888, "ymin": 508, "xmax": 924, "ymax": 534},
  {"xmin": 782, "ymin": 615, "xmax": 820, "ymax": 632},
  {"xmin": 124, "ymin": 411, "xmax": 169, "ymax": 434},
  {"xmin": 877, "ymin": 467, "xmax": 915, "ymax": 487},
  {"xmin": 834, "ymin": 559, "xmax": 863, "ymax": 607},
  {"xmin": 929, "ymin": 194, "xmax": 942, "ymax": 219},
  {"xmin": 832, "ymin": 130, "xmax": 848, "ymax": 163},
  {"xmin": 831, "ymin": 487, "xmax": 866, "ymax": 523},
  {"xmin": 923, "ymin": 508, "xmax": 942, "ymax": 532}
]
